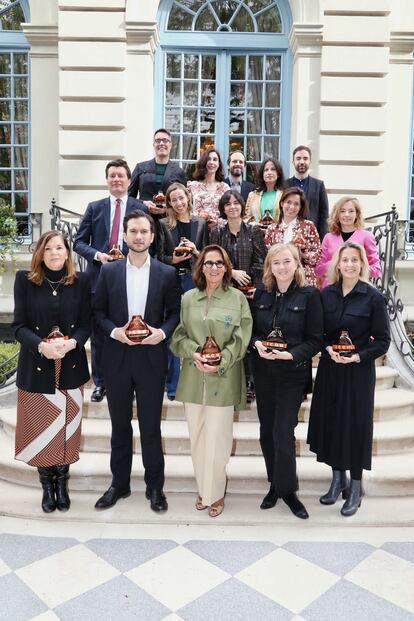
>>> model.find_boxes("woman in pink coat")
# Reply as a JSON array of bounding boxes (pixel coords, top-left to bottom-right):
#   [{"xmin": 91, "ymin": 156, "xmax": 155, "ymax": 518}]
[{"xmin": 315, "ymin": 196, "xmax": 381, "ymax": 288}]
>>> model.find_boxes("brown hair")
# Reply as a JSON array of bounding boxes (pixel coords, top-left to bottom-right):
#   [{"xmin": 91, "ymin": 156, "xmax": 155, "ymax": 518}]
[
  {"xmin": 28, "ymin": 231, "xmax": 76, "ymax": 285},
  {"xmin": 218, "ymin": 190, "xmax": 246, "ymax": 219},
  {"xmin": 278, "ymin": 187, "xmax": 309, "ymax": 223},
  {"xmin": 165, "ymin": 182, "xmax": 193, "ymax": 229},
  {"xmin": 292, "ymin": 145, "xmax": 312, "ymax": 160},
  {"xmin": 193, "ymin": 148, "xmax": 225, "ymax": 182},
  {"xmin": 255, "ymin": 158, "xmax": 285, "ymax": 192},
  {"xmin": 328, "ymin": 196, "xmax": 364, "ymax": 234},
  {"xmin": 262, "ymin": 242, "xmax": 307, "ymax": 291},
  {"xmin": 192, "ymin": 245, "xmax": 233, "ymax": 291},
  {"xmin": 327, "ymin": 241, "xmax": 370, "ymax": 285}
]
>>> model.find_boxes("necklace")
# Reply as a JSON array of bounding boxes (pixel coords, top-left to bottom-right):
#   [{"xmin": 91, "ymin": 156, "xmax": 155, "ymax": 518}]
[{"xmin": 45, "ymin": 277, "xmax": 63, "ymax": 296}]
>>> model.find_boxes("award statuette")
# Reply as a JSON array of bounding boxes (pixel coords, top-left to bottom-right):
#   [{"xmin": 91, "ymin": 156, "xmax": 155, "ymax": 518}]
[
  {"xmin": 259, "ymin": 209, "xmax": 275, "ymax": 230},
  {"xmin": 108, "ymin": 243, "xmax": 125, "ymax": 260},
  {"xmin": 125, "ymin": 315, "xmax": 151, "ymax": 343},
  {"xmin": 201, "ymin": 336, "xmax": 222, "ymax": 366},
  {"xmin": 45, "ymin": 326, "xmax": 68, "ymax": 342},
  {"xmin": 237, "ymin": 283, "xmax": 256, "ymax": 298},
  {"xmin": 262, "ymin": 326, "xmax": 288, "ymax": 353},
  {"xmin": 331, "ymin": 330, "xmax": 356, "ymax": 357},
  {"xmin": 153, "ymin": 193, "xmax": 166, "ymax": 209},
  {"xmin": 174, "ymin": 237, "xmax": 193, "ymax": 257}
]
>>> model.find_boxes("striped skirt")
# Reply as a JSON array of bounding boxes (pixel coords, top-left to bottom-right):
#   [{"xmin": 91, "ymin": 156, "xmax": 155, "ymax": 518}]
[{"xmin": 15, "ymin": 360, "xmax": 83, "ymax": 467}]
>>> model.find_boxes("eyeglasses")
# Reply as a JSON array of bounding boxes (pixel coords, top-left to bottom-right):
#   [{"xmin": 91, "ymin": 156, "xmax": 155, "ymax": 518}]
[
  {"xmin": 203, "ymin": 260, "xmax": 225, "ymax": 269},
  {"xmin": 154, "ymin": 138, "xmax": 171, "ymax": 144}
]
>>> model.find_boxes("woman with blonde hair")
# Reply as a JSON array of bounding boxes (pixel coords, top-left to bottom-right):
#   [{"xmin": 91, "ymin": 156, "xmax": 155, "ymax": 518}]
[
  {"xmin": 251, "ymin": 243, "xmax": 323, "ymax": 519},
  {"xmin": 308, "ymin": 242, "xmax": 390, "ymax": 516},
  {"xmin": 315, "ymin": 196, "xmax": 381, "ymax": 288}
]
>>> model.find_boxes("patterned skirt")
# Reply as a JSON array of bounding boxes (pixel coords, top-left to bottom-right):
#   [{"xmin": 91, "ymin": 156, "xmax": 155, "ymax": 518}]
[{"xmin": 15, "ymin": 360, "xmax": 83, "ymax": 467}]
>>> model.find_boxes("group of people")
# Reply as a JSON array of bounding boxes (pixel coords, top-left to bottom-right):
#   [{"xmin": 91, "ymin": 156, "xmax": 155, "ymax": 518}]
[{"xmin": 12, "ymin": 128, "xmax": 390, "ymax": 520}]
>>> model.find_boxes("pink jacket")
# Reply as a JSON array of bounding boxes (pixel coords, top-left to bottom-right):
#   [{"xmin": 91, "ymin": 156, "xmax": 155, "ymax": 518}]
[{"xmin": 315, "ymin": 228, "xmax": 381, "ymax": 288}]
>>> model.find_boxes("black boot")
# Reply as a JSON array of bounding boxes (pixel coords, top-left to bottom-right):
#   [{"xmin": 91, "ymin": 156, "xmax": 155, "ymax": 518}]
[
  {"xmin": 319, "ymin": 469, "xmax": 348, "ymax": 505},
  {"xmin": 38, "ymin": 467, "xmax": 57, "ymax": 513},
  {"xmin": 341, "ymin": 479, "xmax": 362, "ymax": 516},
  {"xmin": 55, "ymin": 465, "xmax": 71, "ymax": 511},
  {"xmin": 260, "ymin": 485, "xmax": 277, "ymax": 509}
]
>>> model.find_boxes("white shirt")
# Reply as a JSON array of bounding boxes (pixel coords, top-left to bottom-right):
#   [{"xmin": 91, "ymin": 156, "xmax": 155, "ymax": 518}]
[{"xmin": 282, "ymin": 218, "xmax": 297, "ymax": 243}]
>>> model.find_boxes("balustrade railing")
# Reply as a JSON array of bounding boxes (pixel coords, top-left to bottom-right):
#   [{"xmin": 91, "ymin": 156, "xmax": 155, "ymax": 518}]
[{"xmin": 49, "ymin": 198, "xmax": 86, "ymax": 272}]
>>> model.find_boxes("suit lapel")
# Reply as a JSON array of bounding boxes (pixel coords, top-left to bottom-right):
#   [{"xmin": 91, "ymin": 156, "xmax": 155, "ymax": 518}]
[
  {"xmin": 308, "ymin": 177, "xmax": 316, "ymax": 219},
  {"xmin": 118, "ymin": 260, "xmax": 129, "ymax": 324},
  {"xmin": 190, "ymin": 218, "xmax": 199, "ymax": 244},
  {"xmin": 144, "ymin": 257, "xmax": 157, "ymax": 323},
  {"xmin": 103, "ymin": 197, "xmax": 111, "ymax": 243}
]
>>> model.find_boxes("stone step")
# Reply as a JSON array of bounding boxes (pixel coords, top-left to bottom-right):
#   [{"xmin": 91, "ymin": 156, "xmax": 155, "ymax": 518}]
[{"xmin": 0, "ymin": 428, "xmax": 413, "ymax": 497}]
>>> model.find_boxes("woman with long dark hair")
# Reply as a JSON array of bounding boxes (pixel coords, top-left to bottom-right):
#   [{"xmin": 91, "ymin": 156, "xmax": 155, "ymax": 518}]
[
  {"xmin": 245, "ymin": 158, "xmax": 285, "ymax": 224},
  {"xmin": 187, "ymin": 148, "xmax": 230, "ymax": 229}
]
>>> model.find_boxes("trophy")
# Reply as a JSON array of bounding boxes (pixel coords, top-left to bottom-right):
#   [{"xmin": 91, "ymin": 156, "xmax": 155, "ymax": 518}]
[
  {"xmin": 331, "ymin": 330, "xmax": 356, "ymax": 357},
  {"xmin": 108, "ymin": 243, "xmax": 125, "ymax": 260},
  {"xmin": 125, "ymin": 315, "xmax": 151, "ymax": 343},
  {"xmin": 237, "ymin": 283, "xmax": 256, "ymax": 298},
  {"xmin": 261, "ymin": 326, "xmax": 288, "ymax": 353},
  {"xmin": 174, "ymin": 237, "xmax": 193, "ymax": 257},
  {"xmin": 259, "ymin": 210, "xmax": 275, "ymax": 230},
  {"xmin": 201, "ymin": 336, "xmax": 222, "ymax": 366},
  {"xmin": 45, "ymin": 326, "xmax": 68, "ymax": 342},
  {"xmin": 153, "ymin": 193, "xmax": 166, "ymax": 210}
]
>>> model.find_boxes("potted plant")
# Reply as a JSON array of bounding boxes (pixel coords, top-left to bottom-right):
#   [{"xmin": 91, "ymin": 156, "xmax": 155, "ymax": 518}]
[{"xmin": 0, "ymin": 199, "xmax": 18, "ymax": 273}]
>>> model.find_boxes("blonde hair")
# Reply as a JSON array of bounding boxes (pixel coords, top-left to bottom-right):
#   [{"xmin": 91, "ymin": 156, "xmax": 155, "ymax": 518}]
[
  {"xmin": 165, "ymin": 182, "xmax": 193, "ymax": 229},
  {"xmin": 328, "ymin": 196, "xmax": 364, "ymax": 234},
  {"xmin": 327, "ymin": 241, "xmax": 370, "ymax": 284},
  {"xmin": 263, "ymin": 242, "xmax": 307, "ymax": 291}
]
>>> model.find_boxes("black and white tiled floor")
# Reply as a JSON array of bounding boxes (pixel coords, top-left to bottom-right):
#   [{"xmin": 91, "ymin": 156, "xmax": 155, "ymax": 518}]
[{"xmin": 0, "ymin": 522, "xmax": 413, "ymax": 621}]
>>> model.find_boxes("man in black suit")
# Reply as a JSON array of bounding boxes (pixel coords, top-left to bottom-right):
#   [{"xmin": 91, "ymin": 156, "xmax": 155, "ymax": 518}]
[
  {"xmin": 73, "ymin": 159, "xmax": 148, "ymax": 402},
  {"xmin": 286, "ymin": 145, "xmax": 329, "ymax": 239},
  {"xmin": 93, "ymin": 210, "xmax": 181, "ymax": 512},
  {"xmin": 225, "ymin": 151, "xmax": 255, "ymax": 202}
]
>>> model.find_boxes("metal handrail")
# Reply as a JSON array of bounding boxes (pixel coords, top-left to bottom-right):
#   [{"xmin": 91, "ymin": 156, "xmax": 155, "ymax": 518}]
[
  {"xmin": 50, "ymin": 198, "xmax": 87, "ymax": 272},
  {"xmin": 0, "ymin": 350, "xmax": 19, "ymax": 389}
]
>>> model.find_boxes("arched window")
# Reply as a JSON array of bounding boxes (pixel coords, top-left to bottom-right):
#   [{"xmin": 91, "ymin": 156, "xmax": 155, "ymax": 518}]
[
  {"xmin": 0, "ymin": 0, "xmax": 30, "ymax": 234},
  {"xmin": 157, "ymin": 0, "xmax": 292, "ymax": 180}
]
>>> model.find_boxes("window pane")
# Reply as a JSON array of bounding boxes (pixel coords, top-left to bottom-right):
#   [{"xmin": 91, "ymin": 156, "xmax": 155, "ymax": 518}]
[
  {"xmin": 0, "ymin": 170, "xmax": 11, "ymax": 190},
  {"xmin": 201, "ymin": 82, "xmax": 215, "ymax": 107},
  {"xmin": 200, "ymin": 109, "xmax": 215, "ymax": 134},
  {"xmin": 166, "ymin": 81, "xmax": 181, "ymax": 106},
  {"xmin": 15, "ymin": 192, "xmax": 28, "ymax": 212},
  {"xmin": 266, "ymin": 56, "xmax": 281, "ymax": 80},
  {"xmin": 0, "ymin": 101, "xmax": 11, "ymax": 121},
  {"xmin": 14, "ymin": 100, "xmax": 28, "ymax": 121},
  {"xmin": 213, "ymin": 0, "xmax": 240, "ymax": 23},
  {"xmin": 247, "ymin": 136, "xmax": 262, "ymax": 161},
  {"xmin": 0, "ymin": 77, "xmax": 11, "ymax": 97},
  {"xmin": 183, "ymin": 162, "xmax": 196, "ymax": 178},
  {"xmin": 265, "ymin": 110, "xmax": 280, "ymax": 134},
  {"xmin": 247, "ymin": 109, "xmax": 262, "ymax": 133},
  {"xmin": 245, "ymin": 0, "xmax": 272, "ymax": 12},
  {"xmin": 0, "ymin": 125, "xmax": 11, "ymax": 144},
  {"xmin": 195, "ymin": 7, "xmax": 218, "ymax": 31},
  {"xmin": 0, "ymin": 192, "xmax": 12, "ymax": 205},
  {"xmin": 184, "ymin": 54, "xmax": 199, "ymax": 79},
  {"xmin": 0, "ymin": 147, "xmax": 11, "ymax": 166},
  {"xmin": 231, "ymin": 56, "xmax": 245, "ymax": 80},
  {"xmin": 183, "ymin": 81, "xmax": 199, "ymax": 106},
  {"xmin": 183, "ymin": 109, "xmax": 198, "ymax": 133},
  {"xmin": 166, "ymin": 54, "xmax": 181, "ymax": 79},
  {"xmin": 264, "ymin": 137, "xmax": 279, "ymax": 159},
  {"xmin": 14, "ymin": 146, "xmax": 28, "ymax": 167},
  {"xmin": 229, "ymin": 110, "xmax": 244, "ymax": 134},
  {"xmin": 248, "ymin": 56, "xmax": 263, "ymax": 81},
  {"xmin": 230, "ymin": 83, "xmax": 245, "ymax": 107},
  {"xmin": 13, "ymin": 53, "xmax": 28, "ymax": 75},
  {"xmin": 266, "ymin": 83, "xmax": 280, "ymax": 107},
  {"xmin": 165, "ymin": 108, "xmax": 181, "ymax": 132},
  {"xmin": 182, "ymin": 135, "xmax": 198, "ymax": 161},
  {"xmin": 167, "ymin": 5, "xmax": 193, "ymax": 30},
  {"xmin": 200, "ymin": 135, "xmax": 215, "ymax": 153},
  {"xmin": 0, "ymin": 5, "xmax": 25, "ymax": 31},
  {"xmin": 0, "ymin": 53, "xmax": 11, "ymax": 74},
  {"xmin": 14, "ymin": 124, "xmax": 28, "ymax": 144},
  {"xmin": 257, "ymin": 7, "xmax": 282, "ymax": 33},
  {"xmin": 202, "ymin": 56, "xmax": 216, "ymax": 80},
  {"xmin": 14, "ymin": 77, "xmax": 27, "ymax": 97},
  {"xmin": 245, "ymin": 163, "xmax": 257, "ymax": 183},
  {"xmin": 229, "ymin": 136, "xmax": 244, "ymax": 153},
  {"xmin": 170, "ymin": 135, "xmax": 180, "ymax": 159},
  {"xmin": 231, "ymin": 6, "xmax": 254, "ymax": 32},
  {"xmin": 14, "ymin": 169, "xmax": 27, "ymax": 190},
  {"xmin": 247, "ymin": 82, "xmax": 263, "ymax": 107}
]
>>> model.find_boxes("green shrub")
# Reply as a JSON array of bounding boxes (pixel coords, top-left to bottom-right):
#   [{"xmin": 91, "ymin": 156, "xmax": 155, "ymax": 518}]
[
  {"xmin": 0, "ymin": 341, "xmax": 19, "ymax": 385},
  {"xmin": 0, "ymin": 200, "xmax": 18, "ymax": 273}
]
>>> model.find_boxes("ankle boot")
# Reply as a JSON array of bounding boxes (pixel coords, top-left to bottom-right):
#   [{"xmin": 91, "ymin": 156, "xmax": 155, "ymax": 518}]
[
  {"xmin": 38, "ymin": 467, "xmax": 57, "ymax": 513},
  {"xmin": 55, "ymin": 465, "xmax": 70, "ymax": 511},
  {"xmin": 341, "ymin": 479, "xmax": 362, "ymax": 516},
  {"xmin": 260, "ymin": 485, "xmax": 277, "ymax": 509},
  {"xmin": 320, "ymin": 469, "xmax": 348, "ymax": 505}
]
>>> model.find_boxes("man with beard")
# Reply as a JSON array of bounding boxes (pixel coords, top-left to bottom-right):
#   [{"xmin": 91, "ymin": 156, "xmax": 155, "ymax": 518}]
[
  {"xmin": 93, "ymin": 210, "xmax": 181, "ymax": 512},
  {"xmin": 225, "ymin": 151, "xmax": 255, "ymax": 202},
  {"xmin": 286, "ymin": 145, "xmax": 329, "ymax": 239}
]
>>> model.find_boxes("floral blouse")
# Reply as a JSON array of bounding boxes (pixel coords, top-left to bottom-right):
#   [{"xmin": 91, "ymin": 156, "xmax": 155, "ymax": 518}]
[
  {"xmin": 187, "ymin": 180, "xmax": 230, "ymax": 229},
  {"xmin": 264, "ymin": 219, "xmax": 321, "ymax": 287}
]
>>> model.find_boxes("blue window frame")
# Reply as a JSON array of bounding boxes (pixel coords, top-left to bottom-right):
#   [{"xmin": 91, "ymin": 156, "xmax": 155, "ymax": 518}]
[
  {"xmin": 156, "ymin": 0, "xmax": 292, "ymax": 180},
  {"xmin": 0, "ymin": 0, "xmax": 30, "ymax": 236}
]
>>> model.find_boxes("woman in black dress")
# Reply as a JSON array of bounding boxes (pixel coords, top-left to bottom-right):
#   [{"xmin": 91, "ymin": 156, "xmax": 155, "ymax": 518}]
[
  {"xmin": 308, "ymin": 242, "xmax": 390, "ymax": 516},
  {"xmin": 251, "ymin": 242, "xmax": 323, "ymax": 519},
  {"xmin": 13, "ymin": 231, "xmax": 91, "ymax": 513}
]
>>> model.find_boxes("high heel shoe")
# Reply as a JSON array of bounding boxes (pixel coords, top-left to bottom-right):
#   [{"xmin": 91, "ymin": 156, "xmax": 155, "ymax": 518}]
[
  {"xmin": 341, "ymin": 479, "xmax": 362, "ymax": 516},
  {"xmin": 320, "ymin": 469, "xmax": 348, "ymax": 505}
]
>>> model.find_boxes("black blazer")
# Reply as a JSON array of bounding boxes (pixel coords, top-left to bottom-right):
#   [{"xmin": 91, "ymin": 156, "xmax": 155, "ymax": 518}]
[
  {"xmin": 158, "ymin": 216, "xmax": 208, "ymax": 267},
  {"xmin": 128, "ymin": 158, "xmax": 187, "ymax": 201},
  {"xmin": 73, "ymin": 196, "xmax": 148, "ymax": 291},
  {"xmin": 92, "ymin": 257, "xmax": 181, "ymax": 377},
  {"xmin": 251, "ymin": 283, "xmax": 323, "ymax": 363},
  {"xmin": 286, "ymin": 175, "xmax": 329, "ymax": 239},
  {"xmin": 12, "ymin": 271, "xmax": 91, "ymax": 393},
  {"xmin": 224, "ymin": 178, "xmax": 255, "ymax": 202}
]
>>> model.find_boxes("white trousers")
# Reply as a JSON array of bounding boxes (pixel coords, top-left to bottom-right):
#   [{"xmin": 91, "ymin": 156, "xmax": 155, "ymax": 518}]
[{"xmin": 184, "ymin": 401, "xmax": 234, "ymax": 506}]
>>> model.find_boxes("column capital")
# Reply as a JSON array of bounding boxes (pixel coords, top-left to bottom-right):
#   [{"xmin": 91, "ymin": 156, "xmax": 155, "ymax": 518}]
[
  {"xmin": 22, "ymin": 24, "xmax": 58, "ymax": 57},
  {"xmin": 389, "ymin": 30, "xmax": 414, "ymax": 65},
  {"xmin": 125, "ymin": 21, "xmax": 159, "ymax": 57},
  {"xmin": 289, "ymin": 23, "xmax": 324, "ymax": 58}
]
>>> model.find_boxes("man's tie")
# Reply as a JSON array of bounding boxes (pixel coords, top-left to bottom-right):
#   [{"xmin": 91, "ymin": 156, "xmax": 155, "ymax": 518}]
[{"xmin": 109, "ymin": 198, "xmax": 121, "ymax": 249}]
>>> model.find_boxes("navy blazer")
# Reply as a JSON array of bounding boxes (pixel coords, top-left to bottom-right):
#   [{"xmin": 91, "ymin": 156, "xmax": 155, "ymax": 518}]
[
  {"xmin": 128, "ymin": 158, "xmax": 187, "ymax": 201},
  {"xmin": 73, "ymin": 196, "xmax": 148, "ymax": 291},
  {"xmin": 286, "ymin": 175, "xmax": 329, "ymax": 239},
  {"xmin": 224, "ymin": 178, "xmax": 255, "ymax": 203},
  {"xmin": 92, "ymin": 257, "xmax": 181, "ymax": 376}
]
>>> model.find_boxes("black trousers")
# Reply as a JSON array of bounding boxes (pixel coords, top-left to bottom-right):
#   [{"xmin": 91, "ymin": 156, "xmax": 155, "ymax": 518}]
[
  {"xmin": 253, "ymin": 356, "xmax": 308, "ymax": 498},
  {"xmin": 104, "ymin": 346, "xmax": 165, "ymax": 490},
  {"xmin": 91, "ymin": 316, "xmax": 105, "ymax": 388}
]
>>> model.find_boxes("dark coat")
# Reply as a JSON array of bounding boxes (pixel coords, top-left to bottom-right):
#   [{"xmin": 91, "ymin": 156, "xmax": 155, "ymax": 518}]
[
  {"xmin": 92, "ymin": 257, "xmax": 181, "ymax": 377},
  {"xmin": 73, "ymin": 196, "xmax": 147, "ymax": 291},
  {"xmin": 286, "ymin": 175, "xmax": 329, "ymax": 239},
  {"xmin": 12, "ymin": 271, "xmax": 91, "ymax": 393},
  {"xmin": 128, "ymin": 158, "xmax": 187, "ymax": 201},
  {"xmin": 224, "ymin": 178, "xmax": 255, "ymax": 202},
  {"xmin": 158, "ymin": 216, "xmax": 209, "ymax": 267},
  {"xmin": 307, "ymin": 280, "xmax": 391, "ymax": 471}
]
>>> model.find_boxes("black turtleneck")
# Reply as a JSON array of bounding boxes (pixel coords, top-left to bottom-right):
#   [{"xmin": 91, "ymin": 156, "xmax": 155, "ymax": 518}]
[{"xmin": 42, "ymin": 264, "xmax": 68, "ymax": 330}]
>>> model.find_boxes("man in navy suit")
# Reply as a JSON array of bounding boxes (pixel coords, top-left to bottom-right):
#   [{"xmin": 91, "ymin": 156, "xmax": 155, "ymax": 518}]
[
  {"xmin": 225, "ymin": 151, "xmax": 255, "ymax": 202},
  {"xmin": 73, "ymin": 159, "xmax": 148, "ymax": 402},
  {"xmin": 286, "ymin": 145, "xmax": 329, "ymax": 239},
  {"xmin": 93, "ymin": 210, "xmax": 181, "ymax": 512}
]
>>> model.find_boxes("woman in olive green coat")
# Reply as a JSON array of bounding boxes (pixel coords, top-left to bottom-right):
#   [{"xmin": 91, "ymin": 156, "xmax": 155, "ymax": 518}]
[{"xmin": 171, "ymin": 245, "xmax": 252, "ymax": 517}]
